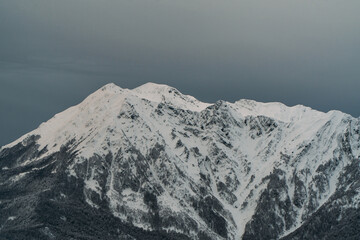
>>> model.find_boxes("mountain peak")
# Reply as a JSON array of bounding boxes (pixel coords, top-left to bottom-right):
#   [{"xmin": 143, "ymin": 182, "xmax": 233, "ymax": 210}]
[
  {"xmin": 2, "ymin": 82, "xmax": 352, "ymax": 153},
  {"xmin": 133, "ymin": 82, "xmax": 180, "ymax": 100},
  {"xmin": 133, "ymin": 82, "xmax": 211, "ymax": 112},
  {"xmin": 135, "ymin": 82, "xmax": 174, "ymax": 90},
  {"xmin": 98, "ymin": 82, "xmax": 123, "ymax": 92},
  {"xmin": 234, "ymin": 98, "xmax": 330, "ymax": 123},
  {"xmin": 1, "ymin": 82, "xmax": 360, "ymax": 240}
]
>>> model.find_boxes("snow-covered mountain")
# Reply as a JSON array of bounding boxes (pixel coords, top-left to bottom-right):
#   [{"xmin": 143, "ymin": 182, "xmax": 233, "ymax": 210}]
[{"xmin": 1, "ymin": 83, "xmax": 359, "ymax": 240}]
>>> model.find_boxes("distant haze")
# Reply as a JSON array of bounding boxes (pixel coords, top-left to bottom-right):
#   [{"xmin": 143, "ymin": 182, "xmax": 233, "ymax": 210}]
[{"xmin": 1, "ymin": 0, "xmax": 360, "ymax": 146}]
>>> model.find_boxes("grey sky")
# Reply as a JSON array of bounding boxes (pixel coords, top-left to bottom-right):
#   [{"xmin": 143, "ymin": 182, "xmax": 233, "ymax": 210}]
[{"xmin": 1, "ymin": 0, "xmax": 360, "ymax": 146}]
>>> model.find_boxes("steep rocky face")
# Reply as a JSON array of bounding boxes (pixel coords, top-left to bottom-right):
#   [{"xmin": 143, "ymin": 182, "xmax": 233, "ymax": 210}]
[{"xmin": 1, "ymin": 83, "xmax": 359, "ymax": 240}]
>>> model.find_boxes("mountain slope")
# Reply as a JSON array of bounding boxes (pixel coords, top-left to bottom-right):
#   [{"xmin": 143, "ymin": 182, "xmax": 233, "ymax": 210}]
[{"xmin": 1, "ymin": 83, "xmax": 359, "ymax": 239}]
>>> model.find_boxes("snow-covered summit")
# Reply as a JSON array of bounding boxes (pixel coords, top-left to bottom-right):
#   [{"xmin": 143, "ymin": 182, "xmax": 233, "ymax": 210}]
[
  {"xmin": 133, "ymin": 82, "xmax": 211, "ymax": 111},
  {"xmin": 1, "ymin": 82, "xmax": 351, "ymax": 153},
  {"xmin": 233, "ymin": 99, "xmax": 347, "ymax": 123},
  {"xmin": 1, "ymin": 82, "xmax": 360, "ymax": 240}
]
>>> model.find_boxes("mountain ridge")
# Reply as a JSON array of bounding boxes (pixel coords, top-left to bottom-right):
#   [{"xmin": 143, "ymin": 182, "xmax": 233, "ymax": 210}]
[
  {"xmin": 1, "ymin": 82, "xmax": 359, "ymax": 239},
  {"xmin": 2, "ymin": 82, "xmax": 351, "ymax": 151}
]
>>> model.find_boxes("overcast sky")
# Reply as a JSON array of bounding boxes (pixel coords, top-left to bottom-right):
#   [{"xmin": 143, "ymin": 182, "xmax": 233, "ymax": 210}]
[{"xmin": 1, "ymin": 0, "xmax": 360, "ymax": 146}]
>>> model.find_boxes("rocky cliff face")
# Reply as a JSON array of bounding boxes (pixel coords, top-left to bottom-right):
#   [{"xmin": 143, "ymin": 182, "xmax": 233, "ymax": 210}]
[{"xmin": 1, "ymin": 83, "xmax": 359, "ymax": 239}]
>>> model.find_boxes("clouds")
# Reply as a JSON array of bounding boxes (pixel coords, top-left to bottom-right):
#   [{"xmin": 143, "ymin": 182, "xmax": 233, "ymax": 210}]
[{"xmin": 1, "ymin": 0, "xmax": 360, "ymax": 145}]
